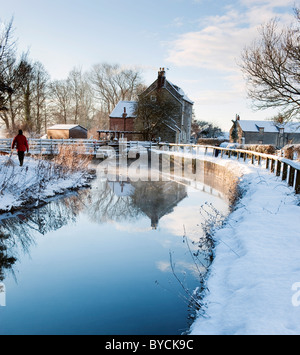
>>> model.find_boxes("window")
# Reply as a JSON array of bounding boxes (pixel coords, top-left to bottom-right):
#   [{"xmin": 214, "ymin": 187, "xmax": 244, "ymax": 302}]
[
  {"xmin": 279, "ymin": 128, "xmax": 284, "ymax": 134},
  {"xmin": 259, "ymin": 127, "xmax": 264, "ymax": 133},
  {"xmin": 150, "ymin": 95, "xmax": 157, "ymax": 102}
]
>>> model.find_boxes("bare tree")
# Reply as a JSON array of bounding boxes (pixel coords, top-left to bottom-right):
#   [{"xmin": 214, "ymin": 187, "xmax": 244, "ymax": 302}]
[
  {"xmin": 49, "ymin": 79, "xmax": 72, "ymax": 124},
  {"xmin": 31, "ymin": 62, "xmax": 49, "ymax": 134},
  {"xmin": 0, "ymin": 18, "xmax": 16, "ymax": 75},
  {"xmin": 67, "ymin": 68, "xmax": 95, "ymax": 128},
  {"xmin": 0, "ymin": 18, "xmax": 16, "ymax": 124},
  {"xmin": 240, "ymin": 9, "xmax": 300, "ymax": 121},
  {"xmin": 89, "ymin": 63, "xmax": 144, "ymax": 115}
]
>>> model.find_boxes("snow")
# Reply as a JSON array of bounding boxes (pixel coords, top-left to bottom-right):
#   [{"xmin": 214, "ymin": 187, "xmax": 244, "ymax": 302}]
[
  {"xmin": 154, "ymin": 146, "xmax": 300, "ymax": 334},
  {"xmin": 238, "ymin": 120, "xmax": 300, "ymax": 133},
  {"xmin": 2, "ymin": 144, "xmax": 300, "ymax": 334},
  {"xmin": 47, "ymin": 124, "xmax": 86, "ymax": 130},
  {"xmin": 0, "ymin": 155, "xmax": 93, "ymax": 212},
  {"xmin": 187, "ymin": 153, "xmax": 300, "ymax": 335},
  {"xmin": 109, "ymin": 101, "xmax": 137, "ymax": 118}
]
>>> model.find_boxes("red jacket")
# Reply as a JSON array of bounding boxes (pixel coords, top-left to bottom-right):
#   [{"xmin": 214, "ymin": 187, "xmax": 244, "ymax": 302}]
[{"xmin": 12, "ymin": 134, "xmax": 29, "ymax": 152}]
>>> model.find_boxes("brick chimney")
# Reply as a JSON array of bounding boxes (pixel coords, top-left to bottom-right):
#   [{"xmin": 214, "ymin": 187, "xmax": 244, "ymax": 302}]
[
  {"xmin": 157, "ymin": 67, "xmax": 166, "ymax": 89},
  {"xmin": 122, "ymin": 107, "xmax": 127, "ymax": 119}
]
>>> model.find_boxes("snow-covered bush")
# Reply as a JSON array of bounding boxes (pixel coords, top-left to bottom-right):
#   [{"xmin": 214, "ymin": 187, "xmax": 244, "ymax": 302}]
[
  {"xmin": 282, "ymin": 144, "xmax": 300, "ymax": 161},
  {"xmin": 0, "ymin": 148, "xmax": 94, "ymax": 212}
]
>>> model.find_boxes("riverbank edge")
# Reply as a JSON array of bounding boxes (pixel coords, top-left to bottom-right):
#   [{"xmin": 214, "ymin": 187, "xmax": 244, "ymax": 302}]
[{"xmin": 188, "ymin": 154, "xmax": 300, "ymax": 335}]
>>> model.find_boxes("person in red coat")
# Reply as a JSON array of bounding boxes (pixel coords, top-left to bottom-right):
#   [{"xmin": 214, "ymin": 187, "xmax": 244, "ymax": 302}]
[{"xmin": 11, "ymin": 130, "xmax": 29, "ymax": 166}]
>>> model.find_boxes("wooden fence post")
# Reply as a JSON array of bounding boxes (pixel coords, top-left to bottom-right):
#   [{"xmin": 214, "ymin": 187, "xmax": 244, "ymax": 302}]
[
  {"xmin": 289, "ymin": 167, "xmax": 295, "ymax": 187},
  {"xmin": 276, "ymin": 161, "xmax": 281, "ymax": 176},
  {"xmin": 271, "ymin": 159, "xmax": 275, "ymax": 173},
  {"xmin": 259, "ymin": 156, "xmax": 262, "ymax": 165},
  {"xmin": 282, "ymin": 162, "xmax": 288, "ymax": 181},
  {"xmin": 295, "ymin": 170, "xmax": 300, "ymax": 194}
]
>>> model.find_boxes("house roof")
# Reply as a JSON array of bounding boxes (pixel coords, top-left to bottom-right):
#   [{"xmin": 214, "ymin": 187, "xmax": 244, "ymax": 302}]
[
  {"xmin": 168, "ymin": 81, "xmax": 194, "ymax": 105},
  {"xmin": 110, "ymin": 101, "xmax": 137, "ymax": 118},
  {"xmin": 278, "ymin": 122, "xmax": 300, "ymax": 134},
  {"xmin": 238, "ymin": 120, "xmax": 300, "ymax": 134},
  {"xmin": 138, "ymin": 73, "xmax": 194, "ymax": 105},
  {"xmin": 48, "ymin": 124, "xmax": 87, "ymax": 131}
]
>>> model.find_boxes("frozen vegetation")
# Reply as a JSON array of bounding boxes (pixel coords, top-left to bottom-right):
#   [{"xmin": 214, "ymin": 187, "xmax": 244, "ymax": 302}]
[{"xmin": 0, "ymin": 148, "xmax": 94, "ymax": 213}]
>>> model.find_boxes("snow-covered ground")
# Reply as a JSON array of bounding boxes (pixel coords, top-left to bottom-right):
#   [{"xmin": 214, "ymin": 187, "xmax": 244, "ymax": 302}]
[
  {"xmin": 186, "ymin": 153, "xmax": 300, "ymax": 335},
  {"xmin": 0, "ymin": 155, "xmax": 93, "ymax": 212}
]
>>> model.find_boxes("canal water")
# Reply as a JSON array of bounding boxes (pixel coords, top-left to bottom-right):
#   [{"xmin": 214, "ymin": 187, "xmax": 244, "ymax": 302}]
[{"xmin": 0, "ymin": 167, "xmax": 229, "ymax": 335}]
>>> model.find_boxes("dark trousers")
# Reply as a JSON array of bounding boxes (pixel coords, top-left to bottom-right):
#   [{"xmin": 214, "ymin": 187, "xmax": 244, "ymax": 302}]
[{"xmin": 18, "ymin": 151, "xmax": 25, "ymax": 166}]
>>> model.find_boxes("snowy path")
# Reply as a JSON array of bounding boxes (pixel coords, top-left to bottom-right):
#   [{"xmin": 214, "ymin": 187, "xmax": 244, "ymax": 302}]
[{"xmin": 187, "ymin": 155, "xmax": 300, "ymax": 335}]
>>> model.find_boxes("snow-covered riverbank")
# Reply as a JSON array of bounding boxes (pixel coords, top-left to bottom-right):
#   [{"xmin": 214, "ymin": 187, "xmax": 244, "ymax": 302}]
[
  {"xmin": 0, "ymin": 155, "xmax": 94, "ymax": 213},
  {"xmin": 189, "ymin": 156, "xmax": 300, "ymax": 335}
]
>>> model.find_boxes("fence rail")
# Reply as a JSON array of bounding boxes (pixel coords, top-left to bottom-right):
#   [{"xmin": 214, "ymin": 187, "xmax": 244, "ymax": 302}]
[
  {"xmin": 1, "ymin": 138, "xmax": 299, "ymax": 194},
  {"xmin": 0, "ymin": 138, "xmax": 156, "ymax": 156},
  {"xmin": 157, "ymin": 143, "xmax": 300, "ymax": 195}
]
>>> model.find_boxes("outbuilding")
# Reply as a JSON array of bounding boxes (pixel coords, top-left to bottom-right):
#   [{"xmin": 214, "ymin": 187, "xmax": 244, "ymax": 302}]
[
  {"xmin": 47, "ymin": 124, "xmax": 88, "ymax": 139},
  {"xmin": 230, "ymin": 118, "xmax": 300, "ymax": 148}
]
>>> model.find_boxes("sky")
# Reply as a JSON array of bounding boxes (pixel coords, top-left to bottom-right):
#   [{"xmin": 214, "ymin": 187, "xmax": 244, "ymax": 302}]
[{"xmin": 0, "ymin": 0, "xmax": 296, "ymax": 131}]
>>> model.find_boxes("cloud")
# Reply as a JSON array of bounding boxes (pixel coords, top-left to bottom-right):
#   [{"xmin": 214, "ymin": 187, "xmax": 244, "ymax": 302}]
[{"xmin": 165, "ymin": 0, "xmax": 294, "ymax": 73}]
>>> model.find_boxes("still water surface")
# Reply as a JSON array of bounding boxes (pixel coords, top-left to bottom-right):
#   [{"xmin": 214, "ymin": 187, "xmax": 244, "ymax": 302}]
[{"xmin": 0, "ymin": 170, "xmax": 228, "ymax": 335}]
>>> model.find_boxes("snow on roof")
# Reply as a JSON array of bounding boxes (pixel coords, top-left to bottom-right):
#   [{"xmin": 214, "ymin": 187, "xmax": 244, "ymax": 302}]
[
  {"xmin": 238, "ymin": 120, "xmax": 278, "ymax": 133},
  {"xmin": 278, "ymin": 122, "xmax": 300, "ymax": 133},
  {"xmin": 168, "ymin": 81, "xmax": 194, "ymax": 104},
  {"xmin": 48, "ymin": 124, "xmax": 87, "ymax": 131},
  {"xmin": 110, "ymin": 101, "xmax": 137, "ymax": 118},
  {"xmin": 238, "ymin": 120, "xmax": 300, "ymax": 134}
]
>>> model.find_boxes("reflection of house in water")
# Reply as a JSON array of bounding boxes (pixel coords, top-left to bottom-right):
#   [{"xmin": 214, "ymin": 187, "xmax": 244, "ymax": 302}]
[
  {"xmin": 105, "ymin": 179, "xmax": 187, "ymax": 229},
  {"xmin": 108, "ymin": 181, "xmax": 135, "ymax": 197},
  {"xmin": 131, "ymin": 181, "xmax": 187, "ymax": 229}
]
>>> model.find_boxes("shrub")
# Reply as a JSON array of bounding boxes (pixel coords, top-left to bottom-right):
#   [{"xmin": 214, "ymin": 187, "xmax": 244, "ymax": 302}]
[
  {"xmin": 242, "ymin": 144, "xmax": 276, "ymax": 155},
  {"xmin": 53, "ymin": 144, "xmax": 92, "ymax": 173},
  {"xmin": 282, "ymin": 144, "xmax": 300, "ymax": 160},
  {"xmin": 197, "ymin": 138, "xmax": 228, "ymax": 146}
]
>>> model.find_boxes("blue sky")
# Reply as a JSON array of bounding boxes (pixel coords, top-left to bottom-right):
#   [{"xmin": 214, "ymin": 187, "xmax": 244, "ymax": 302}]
[{"xmin": 0, "ymin": 0, "xmax": 296, "ymax": 130}]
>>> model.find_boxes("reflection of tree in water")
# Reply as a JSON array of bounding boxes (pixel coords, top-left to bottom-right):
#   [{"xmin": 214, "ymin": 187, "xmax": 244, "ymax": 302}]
[
  {"xmin": 0, "ymin": 191, "xmax": 88, "ymax": 282},
  {"xmin": 0, "ymin": 176, "xmax": 188, "ymax": 281},
  {"xmin": 0, "ymin": 229, "xmax": 17, "ymax": 282},
  {"xmin": 85, "ymin": 178, "xmax": 142, "ymax": 224}
]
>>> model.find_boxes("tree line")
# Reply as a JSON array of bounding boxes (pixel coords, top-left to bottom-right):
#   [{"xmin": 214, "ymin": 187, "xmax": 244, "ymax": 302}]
[
  {"xmin": 0, "ymin": 19, "xmax": 145, "ymax": 137},
  {"xmin": 1, "ymin": 6, "xmax": 299, "ymax": 138}
]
